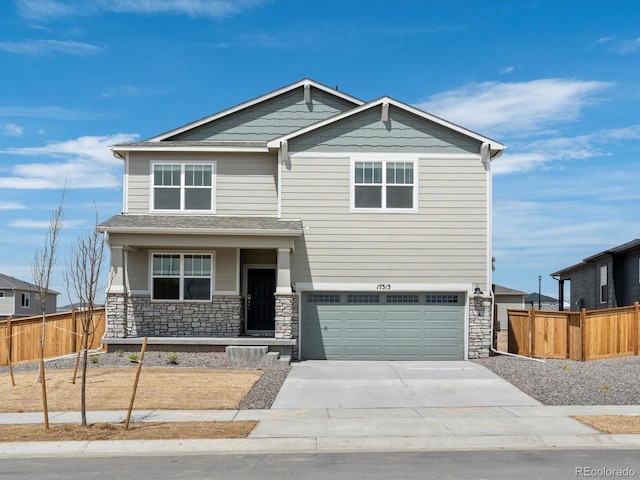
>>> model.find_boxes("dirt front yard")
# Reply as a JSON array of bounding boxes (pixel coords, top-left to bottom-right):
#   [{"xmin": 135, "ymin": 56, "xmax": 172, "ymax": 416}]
[{"xmin": 0, "ymin": 366, "xmax": 263, "ymax": 441}]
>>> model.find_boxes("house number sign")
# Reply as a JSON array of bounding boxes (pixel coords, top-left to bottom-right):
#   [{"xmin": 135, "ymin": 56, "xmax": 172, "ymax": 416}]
[{"xmin": 376, "ymin": 284, "xmax": 392, "ymax": 290}]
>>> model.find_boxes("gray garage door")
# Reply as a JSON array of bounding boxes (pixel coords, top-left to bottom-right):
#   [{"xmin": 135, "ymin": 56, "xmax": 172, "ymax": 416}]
[{"xmin": 301, "ymin": 292, "xmax": 465, "ymax": 360}]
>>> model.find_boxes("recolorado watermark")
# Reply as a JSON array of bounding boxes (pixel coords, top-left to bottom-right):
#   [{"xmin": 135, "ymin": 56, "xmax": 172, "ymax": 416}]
[{"xmin": 576, "ymin": 466, "xmax": 636, "ymax": 477}]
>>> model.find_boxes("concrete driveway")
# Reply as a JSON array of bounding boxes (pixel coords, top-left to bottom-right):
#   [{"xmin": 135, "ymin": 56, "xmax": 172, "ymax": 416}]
[{"xmin": 271, "ymin": 361, "xmax": 540, "ymax": 409}]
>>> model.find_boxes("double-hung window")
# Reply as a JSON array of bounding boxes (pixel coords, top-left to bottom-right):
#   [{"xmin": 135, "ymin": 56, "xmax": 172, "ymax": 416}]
[
  {"xmin": 152, "ymin": 163, "xmax": 215, "ymax": 211},
  {"xmin": 354, "ymin": 161, "xmax": 414, "ymax": 210},
  {"xmin": 152, "ymin": 253, "xmax": 212, "ymax": 301},
  {"xmin": 21, "ymin": 292, "xmax": 30, "ymax": 308}
]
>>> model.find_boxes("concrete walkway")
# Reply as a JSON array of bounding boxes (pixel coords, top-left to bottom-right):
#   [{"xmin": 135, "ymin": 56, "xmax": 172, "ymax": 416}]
[
  {"xmin": 2, "ymin": 361, "xmax": 640, "ymax": 457},
  {"xmin": 2, "ymin": 405, "xmax": 640, "ymax": 457}
]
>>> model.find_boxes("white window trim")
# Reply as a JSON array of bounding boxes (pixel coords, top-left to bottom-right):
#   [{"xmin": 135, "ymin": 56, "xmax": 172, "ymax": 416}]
[
  {"xmin": 350, "ymin": 157, "xmax": 418, "ymax": 212},
  {"xmin": 21, "ymin": 292, "xmax": 30, "ymax": 308},
  {"xmin": 150, "ymin": 251, "xmax": 215, "ymax": 302},
  {"xmin": 150, "ymin": 161, "xmax": 216, "ymax": 213}
]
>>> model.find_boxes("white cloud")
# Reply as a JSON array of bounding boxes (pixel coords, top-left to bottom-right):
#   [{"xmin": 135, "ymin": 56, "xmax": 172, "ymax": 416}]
[
  {"xmin": 0, "ymin": 201, "xmax": 27, "ymax": 210},
  {"xmin": 8, "ymin": 219, "xmax": 86, "ymax": 229},
  {"xmin": 499, "ymin": 66, "xmax": 514, "ymax": 75},
  {"xmin": 15, "ymin": 0, "xmax": 264, "ymax": 19},
  {"xmin": 417, "ymin": 79, "xmax": 612, "ymax": 135},
  {"xmin": 493, "ymin": 125, "xmax": 640, "ymax": 174},
  {"xmin": 2, "ymin": 123, "xmax": 24, "ymax": 136},
  {"xmin": 0, "ymin": 133, "xmax": 138, "ymax": 189},
  {"xmin": 0, "ymin": 106, "xmax": 101, "ymax": 121},
  {"xmin": 0, "ymin": 39, "xmax": 102, "ymax": 56}
]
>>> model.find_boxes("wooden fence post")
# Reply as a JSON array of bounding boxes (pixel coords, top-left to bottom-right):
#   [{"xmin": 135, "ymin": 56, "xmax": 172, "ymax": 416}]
[
  {"xmin": 634, "ymin": 302, "xmax": 639, "ymax": 356},
  {"xmin": 4, "ymin": 317, "xmax": 15, "ymax": 386},
  {"xmin": 581, "ymin": 307, "xmax": 587, "ymax": 361},
  {"xmin": 529, "ymin": 305, "xmax": 535, "ymax": 357}
]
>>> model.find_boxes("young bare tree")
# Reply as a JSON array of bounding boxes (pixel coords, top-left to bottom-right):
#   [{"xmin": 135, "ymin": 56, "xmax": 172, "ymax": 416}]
[
  {"xmin": 65, "ymin": 208, "xmax": 105, "ymax": 426},
  {"xmin": 32, "ymin": 188, "xmax": 65, "ymax": 378}
]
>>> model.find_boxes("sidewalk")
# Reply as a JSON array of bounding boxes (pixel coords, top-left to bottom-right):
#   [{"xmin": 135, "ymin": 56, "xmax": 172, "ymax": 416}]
[{"xmin": 2, "ymin": 405, "xmax": 640, "ymax": 457}]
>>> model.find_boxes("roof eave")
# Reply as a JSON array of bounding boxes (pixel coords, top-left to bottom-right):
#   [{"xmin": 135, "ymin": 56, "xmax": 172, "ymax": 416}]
[
  {"xmin": 111, "ymin": 144, "xmax": 270, "ymax": 155},
  {"xmin": 98, "ymin": 226, "xmax": 302, "ymax": 237}
]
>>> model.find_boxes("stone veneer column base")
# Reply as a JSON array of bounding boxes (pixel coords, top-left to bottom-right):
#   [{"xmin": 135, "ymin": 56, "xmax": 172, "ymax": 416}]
[
  {"xmin": 468, "ymin": 295, "xmax": 492, "ymax": 359},
  {"xmin": 274, "ymin": 292, "xmax": 299, "ymax": 359}
]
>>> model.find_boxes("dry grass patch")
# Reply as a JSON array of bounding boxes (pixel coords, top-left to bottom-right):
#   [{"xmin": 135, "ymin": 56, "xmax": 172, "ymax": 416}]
[
  {"xmin": 0, "ymin": 421, "xmax": 257, "ymax": 442},
  {"xmin": 573, "ymin": 415, "xmax": 640, "ymax": 434},
  {"xmin": 1, "ymin": 367, "xmax": 263, "ymax": 412}
]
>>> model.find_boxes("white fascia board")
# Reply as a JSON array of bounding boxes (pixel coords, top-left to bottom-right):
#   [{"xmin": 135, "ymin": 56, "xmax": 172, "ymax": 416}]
[
  {"xmin": 267, "ymin": 96, "xmax": 506, "ymax": 155},
  {"xmin": 291, "ymin": 151, "xmax": 480, "ymax": 160},
  {"xmin": 97, "ymin": 226, "xmax": 302, "ymax": 237},
  {"xmin": 111, "ymin": 144, "xmax": 269, "ymax": 154},
  {"xmin": 147, "ymin": 79, "xmax": 364, "ymax": 142}
]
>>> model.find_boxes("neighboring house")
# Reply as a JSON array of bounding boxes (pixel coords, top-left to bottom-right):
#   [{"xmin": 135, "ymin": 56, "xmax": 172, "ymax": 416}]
[
  {"xmin": 492, "ymin": 284, "xmax": 527, "ymax": 331},
  {"xmin": 98, "ymin": 79, "xmax": 505, "ymax": 361},
  {"xmin": 0, "ymin": 273, "xmax": 58, "ymax": 319},
  {"xmin": 552, "ymin": 239, "xmax": 640, "ymax": 311},
  {"xmin": 525, "ymin": 293, "xmax": 560, "ymax": 311}
]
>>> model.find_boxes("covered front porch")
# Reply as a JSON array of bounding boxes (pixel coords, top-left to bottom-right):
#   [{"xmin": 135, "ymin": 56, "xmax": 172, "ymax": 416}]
[{"xmin": 98, "ymin": 215, "xmax": 303, "ymax": 359}]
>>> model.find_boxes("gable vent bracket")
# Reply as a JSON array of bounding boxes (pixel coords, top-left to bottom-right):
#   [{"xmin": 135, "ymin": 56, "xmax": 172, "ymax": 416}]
[
  {"xmin": 281, "ymin": 140, "xmax": 289, "ymax": 162},
  {"xmin": 381, "ymin": 101, "xmax": 390, "ymax": 122},
  {"xmin": 304, "ymin": 83, "xmax": 311, "ymax": 104}
]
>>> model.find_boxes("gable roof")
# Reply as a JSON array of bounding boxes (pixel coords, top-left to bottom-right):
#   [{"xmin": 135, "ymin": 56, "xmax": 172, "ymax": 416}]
[
  {"xmin": 111, "ymin": 80, "xmax": 505, "ymax": 159},
  {"xmin": 0, "ymin": 273, "xmax": 59, "ymax": 295},
  {"xmin": 552, "ymin": 239, "xmax": 640, "ymax": 276},
  {"xmin": 267, "ymin": 96, "xmax": 506, "ymax": 158},
  {"xmin": 492, "ymin": 284, "xmax": 528, "ymax": 296},
  {"xmin": 148, "ymin": 79, "xmax": 363, "ymax": 143}
]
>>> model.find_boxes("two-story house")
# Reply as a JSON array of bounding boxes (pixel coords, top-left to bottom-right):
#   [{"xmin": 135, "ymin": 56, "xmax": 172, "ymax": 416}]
[
  {"xmin": 98, "ymin": 79, "xmax": 505, "ymax": 361},
  {"xmin": 0, "ymin": 273, "xmax": 58, "ymax": 319},
  {"xmin": 552, "ymin": 239, "xmax": 640, "ymax": 311}
]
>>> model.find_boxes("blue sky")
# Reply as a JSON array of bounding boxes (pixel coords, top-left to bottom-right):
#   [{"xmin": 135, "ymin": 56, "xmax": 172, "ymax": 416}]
[{"xmin": 1, "ymin": 0, "xmax": 639, "ymax": 305}]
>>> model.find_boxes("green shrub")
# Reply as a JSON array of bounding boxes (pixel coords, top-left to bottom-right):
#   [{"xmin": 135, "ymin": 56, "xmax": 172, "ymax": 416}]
[
  {"xmin": 167, "ymin": 352, "xmax": 178, "ymax": 365},
  {"xmin": 127, "ymin": 353, "xmax": 139, "ymax": 362},
  {"xmin": 90, "ymin": 354, "xmax": 99, "ymax": 364}
]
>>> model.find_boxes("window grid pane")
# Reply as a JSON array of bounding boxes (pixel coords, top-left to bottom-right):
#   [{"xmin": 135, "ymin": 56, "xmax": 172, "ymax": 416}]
[{"xmin": 347, "ymin": 294, "xmax": 380, "ymax": 304}]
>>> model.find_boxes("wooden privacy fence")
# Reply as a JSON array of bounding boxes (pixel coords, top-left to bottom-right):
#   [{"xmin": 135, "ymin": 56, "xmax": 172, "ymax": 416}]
[
  {"xmin": 0, "ymin": 308, "xmax": 105, "ymax": 365},
  {"xmin": 507, "ymin": 303, "xmax": 640, "ymax": 361}
]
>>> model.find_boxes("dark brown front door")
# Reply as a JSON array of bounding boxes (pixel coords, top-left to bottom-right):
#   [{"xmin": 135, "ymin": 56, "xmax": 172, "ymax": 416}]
[{"xmin": 247, "ymin": 268, "xmax": 276, "ymax": 331}]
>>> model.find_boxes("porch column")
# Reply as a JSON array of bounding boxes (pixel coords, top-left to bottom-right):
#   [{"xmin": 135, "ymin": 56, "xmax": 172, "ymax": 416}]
[
  {"xmin": 108, "ymin": 245, "xmax": 126, "ymax": 293},
  {"xmin": 276, "ymin": 247, "xmax": 292, "ymax": 293}
]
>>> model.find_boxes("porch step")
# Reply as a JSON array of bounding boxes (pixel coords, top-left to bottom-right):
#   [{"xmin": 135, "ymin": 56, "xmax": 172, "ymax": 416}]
[{"xmin": 226, "ymin": 345, "xmax": 283, "ymax": 364}]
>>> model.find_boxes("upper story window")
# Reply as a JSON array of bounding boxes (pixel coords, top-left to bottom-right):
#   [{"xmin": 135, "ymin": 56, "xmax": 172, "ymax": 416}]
[
  {"xmin": 353, "ymin": 161, "xmax": 415, "ymax": 210},
  {"xmin": 21, "ymin": 292, "xmax": 30, "ymax": 308},
  {"xmin": 152, "ymin": 253, "xmax": 213, "ymax": 301},
  {"xmin": 152, "ymin": 163, "xmax": 215, "ymax": 212}
]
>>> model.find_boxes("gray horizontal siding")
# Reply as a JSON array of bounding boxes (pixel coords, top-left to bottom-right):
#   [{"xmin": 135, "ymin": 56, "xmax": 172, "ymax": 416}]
[
  {"xmin": 282, "ymin": 155, "xmax": 488, "ymax": 286},
  {"xmin": 169, "ymin": 88, "xmax": 355, "ymax": 142},
  {"xmin": 126, "ymin": 152, "xmax": 277, "ymax": 215},
  {"xmin": 289, "ymin": 106, "xmax": 481, "ymax": 154}
]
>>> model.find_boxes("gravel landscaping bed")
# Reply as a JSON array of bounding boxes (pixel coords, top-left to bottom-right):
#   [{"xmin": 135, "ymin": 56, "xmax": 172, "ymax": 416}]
[
  {"xmin": 474, "ymin": 354, "xmax": 640, "ymax": 405},
  {"xmin": 0, "ymin": 351, "xmax": 290, "ymax": 410}
]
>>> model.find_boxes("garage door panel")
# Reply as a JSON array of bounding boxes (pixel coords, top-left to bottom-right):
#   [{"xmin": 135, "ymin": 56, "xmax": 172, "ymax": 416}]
[{"xmin": 302, "ymin": 292, "xmax": 465, "ymax": 360}]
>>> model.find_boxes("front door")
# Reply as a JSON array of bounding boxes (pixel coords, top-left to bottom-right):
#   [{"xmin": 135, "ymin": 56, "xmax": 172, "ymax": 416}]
[{"xmin": 246, "ymin": 268, "xmax": 276, "ymax": 332}]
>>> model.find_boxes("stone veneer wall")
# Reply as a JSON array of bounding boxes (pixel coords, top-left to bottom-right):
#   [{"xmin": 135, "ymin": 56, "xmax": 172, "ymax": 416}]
[
  {"xmin": 468, "ymin": 295, "xmax": 492, "ymax": 359},
  {"xmin": 105, "ymin": 293, "xmax": 243, "ymax": 338}
]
